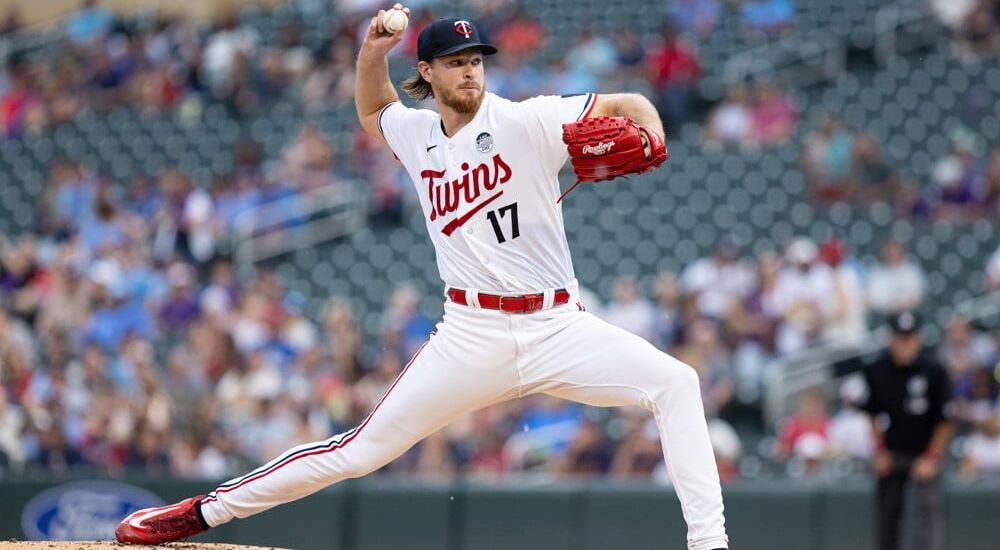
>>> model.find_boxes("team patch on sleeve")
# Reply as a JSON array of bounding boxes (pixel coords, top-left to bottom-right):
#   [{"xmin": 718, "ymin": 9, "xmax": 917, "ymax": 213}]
[{"xmin": 576, "ymin": 93, "xmax": 597, "ymax": 121}]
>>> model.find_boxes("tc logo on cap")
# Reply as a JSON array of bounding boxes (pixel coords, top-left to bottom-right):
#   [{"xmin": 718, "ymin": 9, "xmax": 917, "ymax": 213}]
[{"xmin": 454, "ymin": 20, "xmax": 473, "ymax": 38}]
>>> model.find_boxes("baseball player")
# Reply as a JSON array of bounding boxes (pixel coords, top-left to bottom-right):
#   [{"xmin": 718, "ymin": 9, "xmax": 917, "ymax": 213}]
[{"xmin": 116, "ymin": 6, "xmax": 729, "ymax": 549}]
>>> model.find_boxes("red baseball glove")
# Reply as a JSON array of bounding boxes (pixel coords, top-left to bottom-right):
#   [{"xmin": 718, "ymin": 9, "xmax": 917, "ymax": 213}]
[{"xmin": 559, "ymin": 116, "xmax": 668, "ymax": 201}]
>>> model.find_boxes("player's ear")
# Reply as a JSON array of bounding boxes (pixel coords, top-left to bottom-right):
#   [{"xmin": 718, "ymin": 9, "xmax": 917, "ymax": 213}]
[{"xmin": 417, "ymin": 60, "xmax": 432, "ymax": 81}]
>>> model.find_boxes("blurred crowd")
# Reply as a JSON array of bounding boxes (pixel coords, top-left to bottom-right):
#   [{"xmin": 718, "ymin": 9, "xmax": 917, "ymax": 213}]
[
  {"xmin": 1, "ymin": 0, "xmax": 1000, "ymax": 484},
  {"xmin": 3, "ymin": 200, "xmax": 1000, "ymax": 482},
  {"xmin": 0, "ymin": 0, "xmax": 804, "ymax": 137},
  {"xmin": 800, "ymin": 113, "xmax": 1000, "ymax": 221}
]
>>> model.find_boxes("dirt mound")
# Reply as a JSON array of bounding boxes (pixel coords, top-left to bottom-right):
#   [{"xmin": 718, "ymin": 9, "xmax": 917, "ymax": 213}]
[{"xmin": 0, "ymin": 542, "xmax": 288, "ymax": 550}]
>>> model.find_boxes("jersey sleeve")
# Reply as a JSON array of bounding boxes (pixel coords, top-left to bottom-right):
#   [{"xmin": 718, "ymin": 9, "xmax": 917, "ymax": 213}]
[
  {"xmin": 518, "ymin": 93, "xmax": 598, "ymax": 174},
  {"xmin": 376, "ymin": 101, "xmax": 426, "ymax": 162}
]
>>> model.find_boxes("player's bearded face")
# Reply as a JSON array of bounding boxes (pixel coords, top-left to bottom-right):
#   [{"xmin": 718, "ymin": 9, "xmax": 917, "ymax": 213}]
[{"xmin": 430, "ymin": 51, "xmax": 485, "ymax": 114}]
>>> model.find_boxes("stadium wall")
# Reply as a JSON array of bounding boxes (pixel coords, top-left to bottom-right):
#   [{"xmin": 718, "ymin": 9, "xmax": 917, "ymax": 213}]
[{"xmin": 1, "ymin": 477, "xmax": 998, "ymax": 549}]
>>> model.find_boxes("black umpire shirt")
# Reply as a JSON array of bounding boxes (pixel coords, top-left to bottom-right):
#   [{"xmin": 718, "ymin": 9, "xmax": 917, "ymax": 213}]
[{"xmin": 861, "ymin": 351, "xmax": 954, "ymax": 456}]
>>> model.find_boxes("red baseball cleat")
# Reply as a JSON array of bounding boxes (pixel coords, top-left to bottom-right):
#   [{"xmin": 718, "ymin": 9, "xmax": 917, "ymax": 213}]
[{"xmin": 115, "ymin": 495, "xmax": 209, "ymax": 544}]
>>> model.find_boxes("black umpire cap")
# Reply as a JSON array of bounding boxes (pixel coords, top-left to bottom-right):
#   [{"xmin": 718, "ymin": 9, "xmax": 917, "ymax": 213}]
[
  {"xmin": 889, "ymin": 311, "xmax": 922, "ymax": 335},
  {"xmin": 417, "ymin": 18, "xmax": 498, "ymax": 62}
]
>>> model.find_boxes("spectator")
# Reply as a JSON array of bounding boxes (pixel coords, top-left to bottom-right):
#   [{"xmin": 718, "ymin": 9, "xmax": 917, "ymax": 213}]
[
  {"xmin": 955, "ymin": 0, "xmax": 1000, "ymax": 59},
  {"xmin": 553, "ymin": 420, "xmax": 613, "ymax": 475},
  {"xmin": 566, "ymin": 26, "xmax": 618, "ymax": 78},
  {"xmin": 954, "ymin": 367, "xmax": 998, "ymax": 428},
  {"xmin": 866, "ymin": 240, "xmax": 926, "ymax": 315},
  {"xmin": 727, "ymin": 252, "xmax": 782, "ymax": 389},
  {"xmin": 491, "ymin": 6, "xmax": 544, "ymax": 61},
  {"xmin": 741, "ymin": 0, "xmax": 796, "ymax": 38},
  {"xmin": 158, "ymin": 262, "xmax": 202, "ymax": 334},
  {"xmin": 930, "ymin": 0, "xmax": 979, "ymax": 31},
  {"xmin": 414, "ymin": 431, "xmax": 459, "ymax": 478},
  {"xmin": 0, "ymin": 56, "xmax": 36, "ymax": 138},
  {"xmin": 651, "ymin": 272, "xmax": 681, "ymax": 351},
  {"xmin": 0, "ymin": 390, "xmax": 25, "ymax": 468},
  {"xmin": 303, "ymin": 37, "xmax": 357, "ymax": 109},
  {"xmin": 851, "ymin": 132, "xmax": 897, "ymax": 204},
  {"xmin": 281, "ymin": 124, "xmax": 337, "ymax": 192},
  {"xmin": 828, "ymin": 374, "xmax": 874, "ymax": 460},
  {"xmin": 66, "ymin": 0, "xmax": 114, "ymax": 46},
  {"xmin": 545, "ymin": 57, "xmax": 597, "ymax": 97},
  {"xmin": 81, "ymin": 259, "xmax": 155, "ymax": 351},
  {"xmin": 508, "ymin": 396, "xmax": 583, "ymax": 470},
  {"xmin": 705, "ymin": 84, "xmax": 753, "ymax": 148},
  {"xmin": 672, "ymin": 319, "xmax": 735, "ymax": 417},
  {"xmin": 708, "ymin": 418, "xmax": 742, "ymax": 483},
  {"xmin": 383, "ymin": 284, "xmax": 433, "ymax": 359},
  {"xmin": 667, "ymin": 0, "xmax": 721, "ymax": 35},
  {"xmin": 611, "ymin": 26, "xmax": 646, "ymax": 75},
  {"xmin": 681, "ymin": 238, "xmax": 755, "ymax": 321},
  {"xmin": 818, "ymin": 239, "xmax": 867, "ymax": 345},
  {"xmin": 750, "ymin": 81, "xmax": 796, "ymax": 146},
  {"xmin": 201, "ymin": 15, "xmax": 259, "ymax": 95},
  {"xmin": 930, "ymin": 137, "xmax": 987, "ymax": 221},
  {"xmin": 486, "ymin": 52, "xmax": 543, "ymax": 101},
  {"xmin": 803, "ymin": 114, "xmax": 854, "ymax": 202},
  {"xmin": 939, "ymin": 315, "xmax": 992, "ymax": 392},
  {"xmin": 777, "ymin": 389, "xmax": 831, "ymax": 460},
  {"xmin": 960, "ymin": 413, "xmax": 1000, "ymax": 480},
  {"xmin": 603, "ymin": 276, "xmax": 657, "ymax": 343},
  {"xmin": 155, "ymin": 170, "xmax": 216, "ymax": 264},
  {"xmin": 645, "ymin": 24, "xmax": 701, "ymax": 127},
  {"xmin": 611, "ymin": 414, "xmax": 664, "ymax": 478},
  {"xmin": 772, "ymin": 238, "xmax": 834, "ymax": 354},
  {"xmin": 252, "ymin": 48, "xmax": 290, "ymax": 104}
]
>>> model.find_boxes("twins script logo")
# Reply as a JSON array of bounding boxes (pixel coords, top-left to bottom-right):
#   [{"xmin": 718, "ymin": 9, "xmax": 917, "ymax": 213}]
[
  {"xmin": 582, "ymin": 141, "xmax": 615, "ymax": 155},
  {"xmin": 421, "ymin": 153, "xmax": 512, "ymax": 236}
]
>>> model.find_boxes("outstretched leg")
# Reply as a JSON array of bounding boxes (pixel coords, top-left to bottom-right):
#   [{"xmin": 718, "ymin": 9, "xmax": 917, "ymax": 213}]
[
  {"xmin": 118, "ymin": 308, "xmax": 520, "ymax": 543},
  {"xmin": 516, "ymin": 308, "xmax": 728, "ymax": 550}
]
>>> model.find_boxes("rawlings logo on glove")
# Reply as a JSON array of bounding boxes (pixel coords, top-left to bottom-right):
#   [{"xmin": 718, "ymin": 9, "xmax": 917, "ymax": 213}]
[
  {"xmin": 582, "ymin": 141, "xmax": 615, "ymax": 155},
  {"xmin": 559, "ymin": 116, "xmax": 668, "ymax": 201}
]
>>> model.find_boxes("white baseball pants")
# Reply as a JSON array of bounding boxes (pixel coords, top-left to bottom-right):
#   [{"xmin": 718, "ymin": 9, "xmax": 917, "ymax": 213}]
[{"xmin": 199, "ymin": 290, "xmax": 728, "ymax": 550}]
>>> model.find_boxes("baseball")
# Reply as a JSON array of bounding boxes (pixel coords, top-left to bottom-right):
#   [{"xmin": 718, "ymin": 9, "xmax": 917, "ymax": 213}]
[{"xmin": 382, "ymin": 9, "xmax": 408, "ymax": 33}]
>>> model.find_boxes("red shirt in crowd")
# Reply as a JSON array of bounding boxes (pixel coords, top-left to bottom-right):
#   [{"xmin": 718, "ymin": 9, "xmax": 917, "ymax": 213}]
[
  {"xmin": 646, "ymin": 38, "xmax": 702, "ymax": 87},
  {"xmin": 777, "ymin": 414, "xmax": 831, "ymax": 456}
]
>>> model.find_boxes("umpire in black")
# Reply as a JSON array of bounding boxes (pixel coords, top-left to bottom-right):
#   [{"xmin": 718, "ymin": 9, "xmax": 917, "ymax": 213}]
[{"xmin": 862, "ymin": 311, "xmax": 955, "ymax": 550}]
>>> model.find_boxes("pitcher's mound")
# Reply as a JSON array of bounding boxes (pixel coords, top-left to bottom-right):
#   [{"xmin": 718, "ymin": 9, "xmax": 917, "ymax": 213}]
[{"xmin": 0, "ymin": 542, "xmax": 289, "ymax": 550}]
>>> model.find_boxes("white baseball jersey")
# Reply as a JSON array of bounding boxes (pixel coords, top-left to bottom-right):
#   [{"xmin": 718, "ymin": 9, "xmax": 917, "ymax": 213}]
[{"xmin": 377, "ymin": 91, "xmax": 597, "ymax": 293}]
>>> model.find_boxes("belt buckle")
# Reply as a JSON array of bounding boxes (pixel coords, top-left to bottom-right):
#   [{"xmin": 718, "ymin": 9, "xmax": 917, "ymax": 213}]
[{"xmin": 497, "ymin": 295, "xmax": 521, "ymax": 313}]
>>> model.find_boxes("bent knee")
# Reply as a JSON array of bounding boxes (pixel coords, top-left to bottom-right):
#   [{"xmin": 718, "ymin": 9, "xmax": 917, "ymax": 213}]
[{"xmin": 651, "ymin": 356, "xmax": 701, "ymax": 398}]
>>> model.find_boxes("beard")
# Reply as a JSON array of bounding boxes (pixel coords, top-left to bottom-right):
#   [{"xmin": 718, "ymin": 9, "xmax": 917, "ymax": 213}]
[{"xmin": 438, "ymin": 84, "xmax": 484, "ymax": 114}]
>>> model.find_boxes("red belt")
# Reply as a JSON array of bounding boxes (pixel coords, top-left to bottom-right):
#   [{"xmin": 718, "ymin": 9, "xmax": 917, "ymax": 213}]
[{"xmin": 446, "ymin": 287, "xmax": 570, "ymax": 314}]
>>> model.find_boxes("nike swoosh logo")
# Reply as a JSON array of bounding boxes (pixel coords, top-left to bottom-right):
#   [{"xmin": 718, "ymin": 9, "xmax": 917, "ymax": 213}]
[
  {"xmin": 426, "ymin": 145, "xmax": 438, "ymax": 151},
  {"xmin": 126, "ymin": 503, "xmax": 186, "ymax": 529}
]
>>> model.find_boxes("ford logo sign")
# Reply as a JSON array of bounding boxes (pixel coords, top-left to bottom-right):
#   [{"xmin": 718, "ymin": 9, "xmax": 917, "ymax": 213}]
[{"xmin": 21, "ymin": 481, "xmax": 164, "ymax": 540}]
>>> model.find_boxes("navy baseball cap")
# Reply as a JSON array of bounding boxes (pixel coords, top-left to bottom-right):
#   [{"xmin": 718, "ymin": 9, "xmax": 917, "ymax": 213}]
[{"xmin": 417, "ymin": 18, "xmax": 498, "ymax": 62}]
